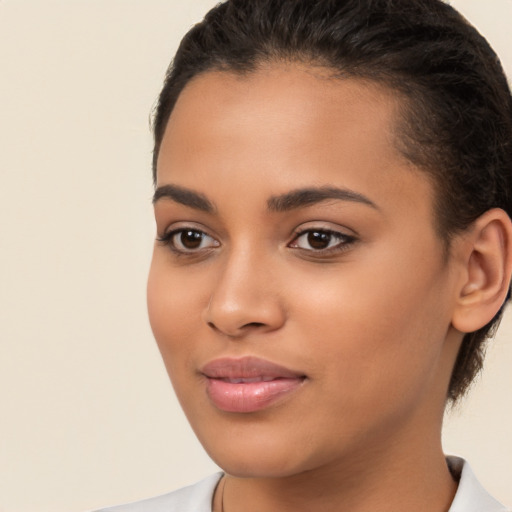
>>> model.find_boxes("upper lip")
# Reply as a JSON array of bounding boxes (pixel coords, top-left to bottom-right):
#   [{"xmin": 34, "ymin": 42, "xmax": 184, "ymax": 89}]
[{"xmin": 201, "ymin": 356, "xmax": 305, "ymax": 380}]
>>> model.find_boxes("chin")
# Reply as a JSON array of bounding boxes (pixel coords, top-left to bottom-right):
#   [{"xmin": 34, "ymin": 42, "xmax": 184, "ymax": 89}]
[
  {"xmin": 211, "ymin": 450, "xmax": 308, "ymax": 479},
  {"xmin": 191, "ymin": 422, "xmax": 303, "ymax": 478},
  {"xmin": 194, "ymin": 424, "xmax": 324, "ymax": 479}
]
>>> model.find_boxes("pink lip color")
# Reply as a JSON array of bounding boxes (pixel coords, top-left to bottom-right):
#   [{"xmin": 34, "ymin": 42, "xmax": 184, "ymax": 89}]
[{"xmin": 201, "ymin": 356, "xmax": 306, "ymax": 413}]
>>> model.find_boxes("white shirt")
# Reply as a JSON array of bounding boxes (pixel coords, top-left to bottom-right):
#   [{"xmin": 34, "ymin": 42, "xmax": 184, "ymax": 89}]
[{"xmin": 95, "ymin": 457, "xmax": 509, "ymax": 512}]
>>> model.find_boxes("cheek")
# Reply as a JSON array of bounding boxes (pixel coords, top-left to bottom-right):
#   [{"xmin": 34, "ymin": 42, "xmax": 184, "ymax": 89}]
[
  {"xmin": 289, "ymin": 248, "xmax": 452, "ymax": 401},
  {"xmin": 147, "ymin": 255, "xmax": 208, "ymax": 364}
]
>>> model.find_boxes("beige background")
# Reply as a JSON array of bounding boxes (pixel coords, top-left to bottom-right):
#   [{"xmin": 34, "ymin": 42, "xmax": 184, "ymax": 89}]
[{"xmin": 0, "ymin": 1, "xmax": 511, "ymax": 511}]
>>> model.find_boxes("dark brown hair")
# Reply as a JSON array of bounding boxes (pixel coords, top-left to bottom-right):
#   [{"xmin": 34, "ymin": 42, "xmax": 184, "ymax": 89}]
[{"xmin": 152, "ymin": 0, "xmax": 512, "ymax": 402}]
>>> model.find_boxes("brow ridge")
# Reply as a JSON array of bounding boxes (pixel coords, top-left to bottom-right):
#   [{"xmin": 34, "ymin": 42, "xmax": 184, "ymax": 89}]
[
  {"xmin": 267, "ymin": 186, "xmax": 378, "ymax": 212},
  {"xmin": 153, "ymin": 184, "xmax": 215, "ymax": 213}
]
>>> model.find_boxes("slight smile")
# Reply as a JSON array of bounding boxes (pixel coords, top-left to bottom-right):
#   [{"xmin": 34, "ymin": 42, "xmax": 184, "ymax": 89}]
[{"xmin": 201, "ymin": 356, "xmax": 307, "ymax": 413}]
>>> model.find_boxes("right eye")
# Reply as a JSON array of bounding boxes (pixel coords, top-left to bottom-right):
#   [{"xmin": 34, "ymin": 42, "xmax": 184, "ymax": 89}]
[{"xmin": 158, "ymin": 228, "xmax": 220, "ymax": 253}]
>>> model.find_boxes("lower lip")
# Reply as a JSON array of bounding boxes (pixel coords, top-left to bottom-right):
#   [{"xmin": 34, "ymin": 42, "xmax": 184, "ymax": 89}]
[{"xmin": 205, "ymin": 377, "xmax": 304, "ymax": 413}]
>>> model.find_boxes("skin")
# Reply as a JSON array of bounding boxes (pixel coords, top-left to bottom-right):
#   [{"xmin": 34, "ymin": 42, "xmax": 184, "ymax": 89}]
[{"xmin": 147, "ymin": 64, "xmax": 469, "ymax": 512}]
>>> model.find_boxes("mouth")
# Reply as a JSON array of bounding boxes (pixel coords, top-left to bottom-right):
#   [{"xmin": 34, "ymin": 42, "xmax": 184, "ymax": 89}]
[
  {"xmin": 200, "ymin": 356, "xmax": 306, "ymax": 413},
  {"xmin": 217, "ymin": 376, "xmax": 277, "ymax": 383}
]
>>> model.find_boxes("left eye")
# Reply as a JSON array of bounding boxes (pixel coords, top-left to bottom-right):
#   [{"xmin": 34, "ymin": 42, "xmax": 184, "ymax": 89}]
[
  {"xmin": 290, "ymin": 230, "xmax": 353, "ymax": 251},
  {"xmin": 160, "ymin": 229, "xmax": 219, "ymax": 252}
]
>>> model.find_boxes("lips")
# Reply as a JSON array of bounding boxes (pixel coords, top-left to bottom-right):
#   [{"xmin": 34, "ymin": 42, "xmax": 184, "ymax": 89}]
[{"xmin": 201, "ymin": 356, "xmax": 306, "ymax": 413}]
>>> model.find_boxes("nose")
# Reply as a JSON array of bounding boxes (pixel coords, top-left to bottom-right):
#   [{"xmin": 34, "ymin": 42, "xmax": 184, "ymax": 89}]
[{"xmin": 202, "ymin": 248, "xmax": 286, "ymax": 338}]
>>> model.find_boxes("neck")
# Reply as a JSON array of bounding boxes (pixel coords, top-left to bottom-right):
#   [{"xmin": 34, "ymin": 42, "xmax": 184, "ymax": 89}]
[{"xmin": 218, "ymin": 427, "xmax": 457, "ymax": 512}]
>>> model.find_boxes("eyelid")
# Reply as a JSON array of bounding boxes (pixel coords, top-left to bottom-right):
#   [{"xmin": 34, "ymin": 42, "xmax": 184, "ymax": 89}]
[
  {"xmin": 292, "ymin": 218, "xmax": 358, "ymax": 234},
  {"xmin": 156, "ymin": 220, "xmax": 217, "ymax": 240}
]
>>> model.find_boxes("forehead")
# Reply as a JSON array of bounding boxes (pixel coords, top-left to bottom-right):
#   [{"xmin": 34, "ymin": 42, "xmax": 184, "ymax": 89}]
[
  {"xmin": 161, "ymin": 65, "xmax": 403, "ymax": 172},
  {"xmin": 157, "ymin": 64, "xmax": 433, "ymax": 224}
]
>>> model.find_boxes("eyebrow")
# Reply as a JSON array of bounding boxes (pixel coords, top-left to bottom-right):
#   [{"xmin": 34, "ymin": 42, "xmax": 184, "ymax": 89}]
[
  {"xmin": 152, "ymin": 184, "xmax": 377, "ymax": 214},
  {"xmin": 267, "ymin": 186, "xmax": 378, "ymax": 212},
  {"xmin": 153, "ymin": 184, "xmax": 215, "ymax": 213}
]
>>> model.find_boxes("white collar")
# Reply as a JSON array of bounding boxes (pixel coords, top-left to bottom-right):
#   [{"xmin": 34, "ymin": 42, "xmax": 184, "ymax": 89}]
[{"xmin": 447, "ymin": 456, "xmax": 509, "ymax": 512}]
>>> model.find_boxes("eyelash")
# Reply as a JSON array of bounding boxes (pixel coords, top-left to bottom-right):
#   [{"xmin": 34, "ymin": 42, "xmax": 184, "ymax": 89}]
[{"xmin": 157, "ymin": 227, "xmax": 357, "ymax": 257}]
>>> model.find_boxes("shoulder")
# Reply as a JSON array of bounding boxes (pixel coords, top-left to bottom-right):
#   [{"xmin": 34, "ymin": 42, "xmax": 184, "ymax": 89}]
[
  {"xmin": 94, "ymin": 473, "xmax": 223, "ymax": 512},
  {"xmin": 447, "ymin": 456, "xmax": 510, "ymax": 512}
]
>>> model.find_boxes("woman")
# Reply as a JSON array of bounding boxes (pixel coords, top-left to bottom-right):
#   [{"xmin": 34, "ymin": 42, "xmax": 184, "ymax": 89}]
[{"xmin": 99, "ymin": 0, "xmax": 512, "ymax": 510}]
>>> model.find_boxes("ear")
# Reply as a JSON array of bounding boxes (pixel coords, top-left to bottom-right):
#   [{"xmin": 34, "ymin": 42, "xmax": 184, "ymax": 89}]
[{"xmin": 452, "ymin": 208, "xmax": 512, "ymax": 334}]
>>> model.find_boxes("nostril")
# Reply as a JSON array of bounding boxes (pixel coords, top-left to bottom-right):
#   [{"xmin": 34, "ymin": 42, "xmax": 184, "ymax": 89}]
[
  {"xmin": 243, "ymin": 322, "xmax": 265, "ymax": 329},
  {"xmin": 206, "ymin": 320, "xmax": 266, "ymax": 335},
  {"xmin": 207, "ymin": 321, "xmax": 264, "ymax": 329}
]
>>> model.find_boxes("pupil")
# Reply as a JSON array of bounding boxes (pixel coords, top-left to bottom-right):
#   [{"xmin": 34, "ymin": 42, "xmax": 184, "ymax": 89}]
[
  {"xmin": 181, "ymin": 230, "xmax": 202, "ymax": 249},
  {"xmin": 308, "ymin": 231, "xmax": 331, "ymax": 249}
]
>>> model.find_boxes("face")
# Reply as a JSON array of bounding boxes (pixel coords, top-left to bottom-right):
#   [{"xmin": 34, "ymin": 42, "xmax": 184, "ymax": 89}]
[{"xmin": 147, "ymin": 65, "xmax": 462, "ymax": 478}]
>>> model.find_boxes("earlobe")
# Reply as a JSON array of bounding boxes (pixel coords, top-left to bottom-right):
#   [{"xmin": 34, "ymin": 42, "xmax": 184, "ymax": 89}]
[{"xmin": 452, "ymin": 208, "xmax": 512, "ymax": 334}]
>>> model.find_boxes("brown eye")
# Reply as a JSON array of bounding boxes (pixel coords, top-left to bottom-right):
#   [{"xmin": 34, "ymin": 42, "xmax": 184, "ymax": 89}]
[
  {"xmin": 158, "ymin": 228, "xmax": 219, "ymax": 253},
  {"xmin": 179, "ymin": 230, "xmax": 204, "ymax": 249},
  {"xmin": 290, "ymin": 228, "xmax": 355, "ymax": 253},
  {"xmin": 307, "ymin": 231, "xmax": 332, "ymax": 250}
]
